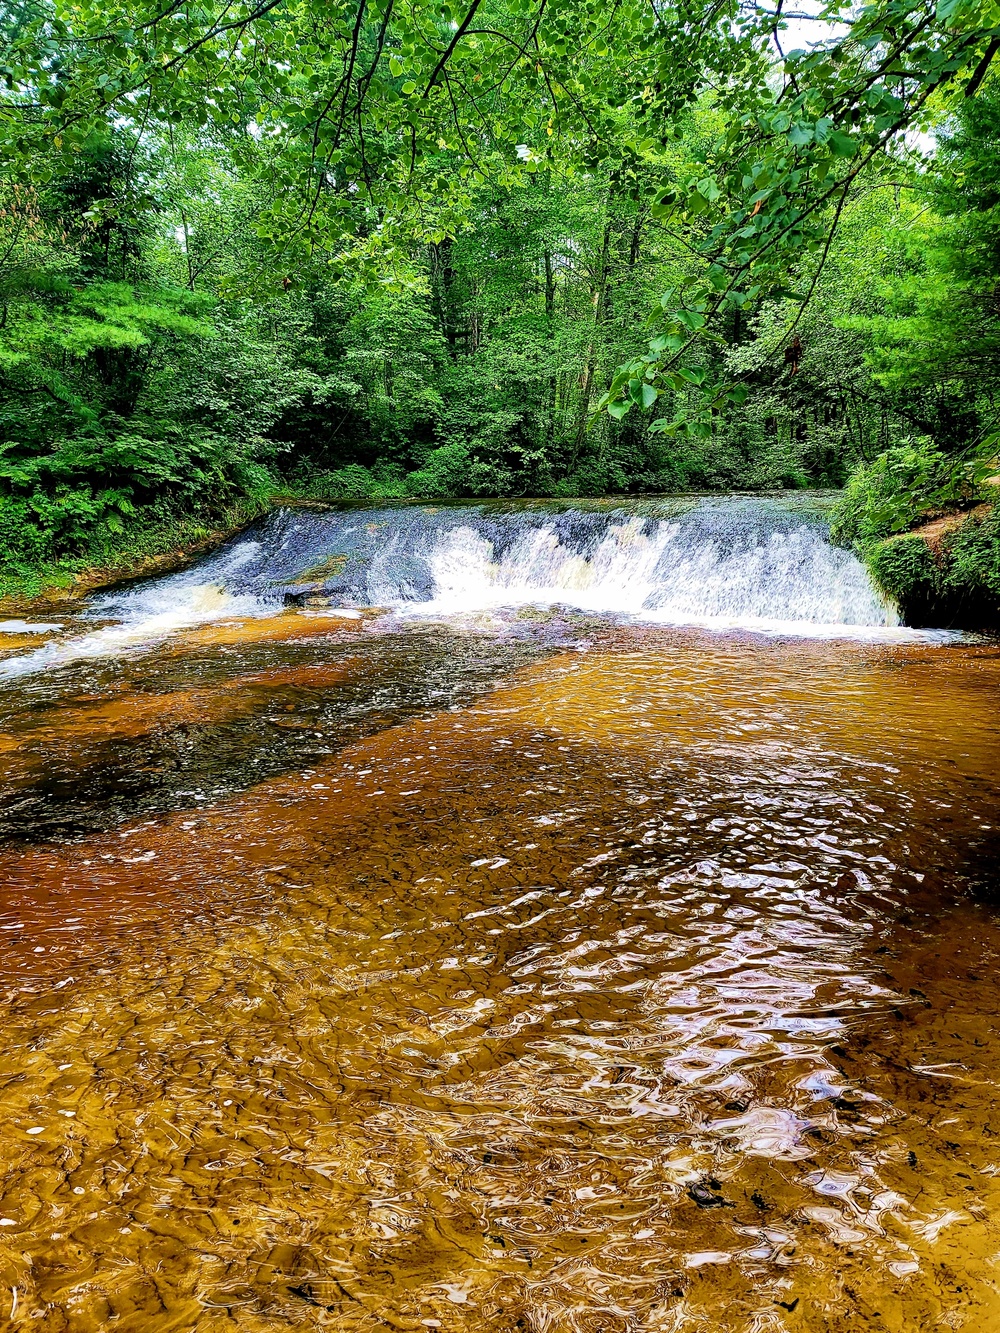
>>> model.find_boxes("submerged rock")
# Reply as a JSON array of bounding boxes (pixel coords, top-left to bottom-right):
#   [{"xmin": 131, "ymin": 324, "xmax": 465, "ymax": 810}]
[{"xmin": 687, "ymin": 1180, "xmax": 734, "ymax": 1209}]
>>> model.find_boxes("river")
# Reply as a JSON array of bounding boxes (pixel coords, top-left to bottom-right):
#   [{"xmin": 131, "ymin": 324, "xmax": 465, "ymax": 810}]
[{"xmin": 0, "ymin": 495, "xmax": 998, "ymax": 1331}]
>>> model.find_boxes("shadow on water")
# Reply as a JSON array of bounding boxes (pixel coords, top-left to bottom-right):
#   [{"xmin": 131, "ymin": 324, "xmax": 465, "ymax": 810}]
[{"xmin": 0, "ymin": 622, "xmax": 565, "ymax": 844}]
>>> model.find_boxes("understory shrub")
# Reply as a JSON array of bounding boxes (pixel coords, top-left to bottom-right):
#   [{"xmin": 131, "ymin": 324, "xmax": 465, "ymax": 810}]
[
  {"xmin": 830, "ymin": 438, "xmax": 990, "ymax": 547},
  {"xmin": 865, "ymin": 534, "xmax": 940, "ymax": 604},
  {"xmin": 943, "ymin": 505, "xmax": 1000, "ymax": 598}
]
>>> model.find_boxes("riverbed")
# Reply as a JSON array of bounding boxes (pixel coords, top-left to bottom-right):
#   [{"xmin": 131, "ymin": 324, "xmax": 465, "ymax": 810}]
[{"xmin": 0, "ymin": 500, "xmax": 998, "ymax": 1331}]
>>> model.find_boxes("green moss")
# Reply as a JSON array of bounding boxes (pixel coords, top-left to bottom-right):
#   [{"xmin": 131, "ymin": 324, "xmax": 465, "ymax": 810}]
[
  {"xmin": 865, "ymin": 534, "xmax": 940, "ymax": 604},
  {"xmin": 943, "ymin": 506, "xmax": 1000, "ymax": 598}
]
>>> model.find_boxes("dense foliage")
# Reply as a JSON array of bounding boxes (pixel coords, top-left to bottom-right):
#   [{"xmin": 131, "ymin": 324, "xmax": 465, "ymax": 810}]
[{"xmin": 1, "ymin": 0, "xmax": 1000, "ymax": 588}]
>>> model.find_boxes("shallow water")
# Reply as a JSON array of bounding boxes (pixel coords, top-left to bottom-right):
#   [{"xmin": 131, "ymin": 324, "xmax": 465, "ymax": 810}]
[{"xmin": 0, "ymin": 596, "xmax": 997, "ymax": 1332}]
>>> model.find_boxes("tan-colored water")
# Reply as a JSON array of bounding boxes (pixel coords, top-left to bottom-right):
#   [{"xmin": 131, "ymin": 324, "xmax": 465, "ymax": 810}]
[{"xmin": 0, "ymin": 622, "xmax": 999, "ymax": 1331}]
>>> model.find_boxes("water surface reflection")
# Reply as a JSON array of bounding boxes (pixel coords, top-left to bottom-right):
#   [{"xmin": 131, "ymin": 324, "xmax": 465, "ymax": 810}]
[{"xmin": 0, "ymin": 624, "xmax": 998, "ymax": 1331}]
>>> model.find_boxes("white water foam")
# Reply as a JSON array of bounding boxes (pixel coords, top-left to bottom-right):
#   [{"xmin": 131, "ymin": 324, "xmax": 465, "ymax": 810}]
[
  {"xmin": 402, "ymin": 518, "xmax": 919, "ymax": 639},
  {"xmin": 0, "ymin": 541, "xmax": 276, "ymax": 680},
  {"xmin": 0, "ymin": 620, "xmax": 63, "ymax": 634}
]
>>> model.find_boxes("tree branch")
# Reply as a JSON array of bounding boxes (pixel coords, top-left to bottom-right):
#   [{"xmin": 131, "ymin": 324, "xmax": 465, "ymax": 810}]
[{"xmin": 423, "ymin": 0, "xmax": 484, "ymax": 96}]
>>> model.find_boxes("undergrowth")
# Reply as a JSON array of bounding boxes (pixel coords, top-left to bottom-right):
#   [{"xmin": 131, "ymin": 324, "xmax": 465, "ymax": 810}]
[
  {"xmin": 832, "ymin": 438, "xmax": 1000, "ymax": 624},
  {"xmin": 0, "ymin": 495, "xmax": 272, "ymax": 603}
]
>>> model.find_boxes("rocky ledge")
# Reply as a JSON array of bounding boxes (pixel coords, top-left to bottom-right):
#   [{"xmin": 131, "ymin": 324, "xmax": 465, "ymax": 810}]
[{"xmin": 865, "ymin": 503, "xmax": 1000, "ymax": 630}]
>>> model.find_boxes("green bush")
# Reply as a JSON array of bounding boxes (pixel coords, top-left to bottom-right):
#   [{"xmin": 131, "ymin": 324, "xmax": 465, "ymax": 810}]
[
  {"xmin": 866, "ymin": 534, "xmax": 940, "ymax": 604},
  {"xmin": 305, "ymin": 464, "xmax": 379, "ymax": 500},
  {"xmin": 404, "ymin": 442, "xmax": 515, "ymax": 498},
  {"xmin": 830, "ymin": 438, "xmax": 989, "ymax": 547},
  {"xmin": 943, "ymin": 506, "xmax": 1000, "ymax": 598},
  {"xmin": 0, "ymin": 496, "xmax": 59, "ymax": 566},
  {"xmin": 553, "ymin": 457, "xmax": 630, "ymax": 497},
  {"xmin": 300, "ymin": 462, "xmax": 410, "ymax": 501}
]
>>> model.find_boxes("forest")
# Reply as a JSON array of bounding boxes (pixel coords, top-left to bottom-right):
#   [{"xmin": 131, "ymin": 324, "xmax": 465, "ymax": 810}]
[{"xmin": 2, "ymin": 0, "xmax": 1000, "ymax": 613}]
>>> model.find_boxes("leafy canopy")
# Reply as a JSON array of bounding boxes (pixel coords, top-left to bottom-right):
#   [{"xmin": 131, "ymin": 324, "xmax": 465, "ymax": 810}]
[{"xmin": 2, "ymin": 0, "xmax": 994, "ymax": 422}]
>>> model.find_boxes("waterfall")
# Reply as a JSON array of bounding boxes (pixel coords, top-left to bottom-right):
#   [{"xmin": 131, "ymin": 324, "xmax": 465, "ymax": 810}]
[
  {"xmin": 0, "ymin": 496, "xmax": 929, "ymax": 678},
  {"xmin": 414, "ymin": 513, "xmax": 891, "ymax": 627},
  {"xmin": 135, "ymin": 496, "xmax": 898, "ymax": 629}
]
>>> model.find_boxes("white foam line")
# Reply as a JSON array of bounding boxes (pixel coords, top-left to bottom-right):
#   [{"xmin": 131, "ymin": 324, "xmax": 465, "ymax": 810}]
[
  {"xmin": 393, "ymin": 600, "xmax": 962, "ymax": 644},
  {"xmin": 0, "ymin": 620, "xmax": 63, "ymax": 634},
  {"xmin": 0, "ymin": 586, "xmax": 277, "ymax": 680}
]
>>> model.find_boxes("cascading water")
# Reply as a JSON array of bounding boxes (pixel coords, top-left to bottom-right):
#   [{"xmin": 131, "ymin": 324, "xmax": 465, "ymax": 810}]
[
  {"xmin": 0, "ymin": 495, "xmax": 921, "ymax": 677},
  {"xmin": 171, "ymin": 495, "xmax": 896, "ymax": 622},
  {"xmin": 413, "ymin": 507, "xmax": 892, "ymax": 627}
]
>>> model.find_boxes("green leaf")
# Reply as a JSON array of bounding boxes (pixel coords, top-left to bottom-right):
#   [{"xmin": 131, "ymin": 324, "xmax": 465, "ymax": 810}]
[
  {"xmin": 675, "ymin": 309, "xmax": 706, "ymax": 331},
  {"xmin": 676, "ymin": 366, "xmax": 706, "ymax": 385},
  {"xmin": 828, "ymin": 131, "xmax": 857, "ymax": 157}
]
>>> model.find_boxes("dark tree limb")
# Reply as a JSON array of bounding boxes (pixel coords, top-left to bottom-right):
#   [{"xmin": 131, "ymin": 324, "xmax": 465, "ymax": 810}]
[
  {"xmin": 966, "ymin": 35, "xmax": 1000, "ymax": 97},
  {"xmin": 422, "ymin": 0, "xmax": 484, "ymax": 96}
]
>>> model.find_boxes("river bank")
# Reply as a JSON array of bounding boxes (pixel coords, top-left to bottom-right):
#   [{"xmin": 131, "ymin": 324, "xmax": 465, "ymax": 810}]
[
  {"xmin": 858, "ymin": 501, "xmax": 1000, "ymax": 630},
  {"xmin": 0, "ymin": 498, "xmax": 276, "ymax": 614}
]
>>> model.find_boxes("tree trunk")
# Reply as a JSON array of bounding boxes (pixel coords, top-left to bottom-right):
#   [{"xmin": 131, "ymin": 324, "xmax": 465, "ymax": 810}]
[
  {"xmin": 572, "ymin": 211, "xmax": 614, "ymax": 457},
  {"xmin": 429, "ymin": 239, "xmax": 459, "ymax": 354}
]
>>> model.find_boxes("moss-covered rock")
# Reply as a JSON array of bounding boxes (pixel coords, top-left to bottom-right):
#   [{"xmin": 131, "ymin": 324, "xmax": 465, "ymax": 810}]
[
  {"xmin": 867, "ymin": 534, "xmax": 939, "ymax": 605},
  {"xmin": 861, "ymin": 506, "xmax": 1000, "ymax": 629}
]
